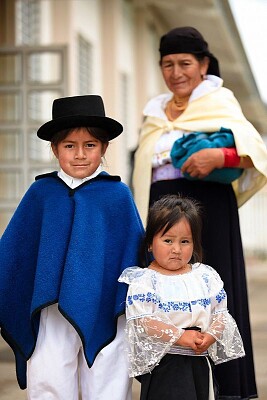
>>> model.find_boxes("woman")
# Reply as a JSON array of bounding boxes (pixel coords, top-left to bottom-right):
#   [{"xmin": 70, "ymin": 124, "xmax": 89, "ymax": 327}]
[{"xmin": 133, "ymin": 26, "xmax": 267, "ymax": 399}]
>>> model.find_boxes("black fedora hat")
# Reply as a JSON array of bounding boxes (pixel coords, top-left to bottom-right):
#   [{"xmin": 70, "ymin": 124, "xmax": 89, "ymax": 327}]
[{"xmin": 37, "ymin": 95, "xmax": 123, "ymax": 141}]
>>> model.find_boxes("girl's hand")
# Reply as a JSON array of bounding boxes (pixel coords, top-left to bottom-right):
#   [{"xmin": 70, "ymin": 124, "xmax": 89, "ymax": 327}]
[
  {"xmin": 175, "ymin": 330, "xmax": 204, "ymax": 351},
  {"xmin": 181, "ymin": 148, "xmax": 224, "ymax": 179},
  {"xmin": 194, "ymin": 333, "xmax": 216, "ymax": 354}
]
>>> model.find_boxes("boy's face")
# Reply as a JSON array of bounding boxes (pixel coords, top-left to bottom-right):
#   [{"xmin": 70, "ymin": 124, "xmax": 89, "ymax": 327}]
[{"xmin": 52, "ymin": 127, "xmax": 108, "ymax": 179}]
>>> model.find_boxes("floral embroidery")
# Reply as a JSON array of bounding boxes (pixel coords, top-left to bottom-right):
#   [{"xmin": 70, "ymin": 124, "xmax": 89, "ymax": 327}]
[
  {"xmin": 202, "ymin": 273, "xmax": 209, "ymax": 284},
  {"xmin": 127, "ymin": 292, "xmax": 211, "ymax": 312},
  {"xmin": 146, "ymin": 292, "xmax": 154, "ymax": 302},
  {"xmin": 151, "ymin": 273, "xmax": 157, "ymax": 291},
  {"xmin": 216, "ymin": 288, "xmax": 226, "ymax": 303},
  {"xmin": 191, "ymin": 298, "xmax": 211, "ymax": 308},
  {"xmin": 202, "ymin": 272, "xmax": 211, "ymax": 293}
]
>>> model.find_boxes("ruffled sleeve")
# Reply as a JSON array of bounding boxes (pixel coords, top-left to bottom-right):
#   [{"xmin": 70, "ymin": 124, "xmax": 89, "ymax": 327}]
[
  {"xmin": 205, "ymin": 266, "xmax": 245, "ymax": 364},
  {"xmin": 119, "ymin": 267, "xmax": 184, "ymax": 377},
  {"xmin": 207, "ymin": 311, "xmax": 245, "ymax": 364}
]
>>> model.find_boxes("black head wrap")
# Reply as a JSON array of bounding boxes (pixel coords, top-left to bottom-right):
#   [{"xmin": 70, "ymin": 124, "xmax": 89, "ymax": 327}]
[{"xmin": 159, "ymin": 26, "xmax": 220, "ymax": 77}]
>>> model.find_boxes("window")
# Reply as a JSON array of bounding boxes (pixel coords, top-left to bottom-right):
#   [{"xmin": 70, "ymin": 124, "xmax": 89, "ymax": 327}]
[
  {"xmin": 78, "ymin": 35, "xmax": 93, "ymax": 95},
  {"xmin": 15, "ymin": 0, "xmax": 41, "ymax": 45},
  {"xmin": 0, "ymin": 47, "xmax": 66, "ymax": 234}
]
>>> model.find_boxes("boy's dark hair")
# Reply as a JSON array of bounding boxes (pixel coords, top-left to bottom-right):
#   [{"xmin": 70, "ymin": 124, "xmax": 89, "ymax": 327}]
[
  {"xmin": 50, "ymin": 127, "xmax": 109, "ymax": 147},
  {"xmin": 141, "ymin": 194, "xmax": 203, "ymax": 266}
]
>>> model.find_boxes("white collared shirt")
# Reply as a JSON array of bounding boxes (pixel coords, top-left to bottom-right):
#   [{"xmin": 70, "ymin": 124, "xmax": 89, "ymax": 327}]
[{"xmin": 58, "ymin": 166, "xmax": 103, "ymax": 189}]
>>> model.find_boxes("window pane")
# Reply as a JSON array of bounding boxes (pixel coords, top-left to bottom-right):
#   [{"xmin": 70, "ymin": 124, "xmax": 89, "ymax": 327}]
[
  {"xmin": 28, "ymin": 168, "xmax": 58, "ymax": 186},
  {"xmin": 0, "ymin": 92, "xmax": 22, "ymax": 122},
  {"xmin": 28, "ymin": 90, "xmax": 62, "ymax": 123},
  {"xmin": 28, "ymin": 129, "xmax": 57, "ymax": 163},
  {"xmin": 78, "ymin": 35, "xmax": 93, "ymax": 94},
  {"xmin": 0, "ymin": 210, "xmax": 14, "ymax": 235},
  {"xmin": 0, "ymin": 53, "xmax": 22, "ymax": 84},
  {"xmin": 28, "ymin": 52, "xmax": 62, "ymax": 84},
  {"xmin": 15, "ymin": 0, "xmax": 40, "ymax": 45},
  {"xmin": 0, "ymin": 171, "xmax": 23, "ymax": 201},
  {"xmin": 0, "ymin": 130, "xmax": 22, "ymax": 162}
]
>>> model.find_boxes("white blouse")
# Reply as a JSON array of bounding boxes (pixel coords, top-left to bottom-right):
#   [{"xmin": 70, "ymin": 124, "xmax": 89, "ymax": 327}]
[
  {"xmin": 149, "ymin": 76, "xmax": 223, "ymax": 182},
  {"xmin": 119, "ymin": 263, "xmax": 245, "ymax": 377}
]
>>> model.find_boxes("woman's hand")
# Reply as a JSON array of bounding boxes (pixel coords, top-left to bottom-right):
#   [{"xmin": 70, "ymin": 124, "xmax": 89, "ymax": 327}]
[
  {"xmin": 181, "ymin": 148, "xmax": 224, "ymax": 179},
  {"xmin": 175, "ymin": 329, "xmax": 204, "ymax": 351}
]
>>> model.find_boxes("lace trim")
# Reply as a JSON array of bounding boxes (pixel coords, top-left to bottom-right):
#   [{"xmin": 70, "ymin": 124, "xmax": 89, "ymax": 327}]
[
  {"xmin": 125, "ymin": 314, "xmax": 183, "ymax": 377},
  {"xmin": 207, "ymin": 311, "xmax": 245, "ymax": 364},
  {"xmin": 124, "ymin": 311, "xmax": 245, "ymax": 377}
]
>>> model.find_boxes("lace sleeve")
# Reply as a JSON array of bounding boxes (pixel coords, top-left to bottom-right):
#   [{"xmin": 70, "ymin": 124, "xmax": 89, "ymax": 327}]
[
  {"xmin": 207, "ymin": 311, "xmax": 245, "ymax": 364},
  {"xmin": 206, "ymin": 272, "xmax": 245, "ymax": 364},
  {"xmin": 123, "ymin": 276, "xmax": 184, "ymax": 377},
  {"xmin": 125, "ymin": 313, "xmax": 184, "ymax": 377}
]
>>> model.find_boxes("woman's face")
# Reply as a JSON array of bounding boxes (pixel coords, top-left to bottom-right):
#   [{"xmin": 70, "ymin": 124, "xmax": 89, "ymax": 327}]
[
  {"xmin": 160, "ymin": 53, "xmax": 209, "ymax": 98},
  {"xmin": 52, "ymin": 127, "xmax": 108, "ymax": 179}
]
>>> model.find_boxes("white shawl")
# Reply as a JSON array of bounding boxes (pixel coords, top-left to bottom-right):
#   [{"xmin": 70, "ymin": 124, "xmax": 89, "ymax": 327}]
[{"xmin": 133, "ymin": 84, "xmax": 267, "ymax": 223}]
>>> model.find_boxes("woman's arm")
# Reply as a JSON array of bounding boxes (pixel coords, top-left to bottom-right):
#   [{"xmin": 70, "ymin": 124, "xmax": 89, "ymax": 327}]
[
  {"xmin": 181, "ymin": 148, "xmax": 224, "ymax": 179},
  {"xmin": 221, "ymin": 147, "xmax": 253, "ymax": 168},
  {"xmin": 181, "ymin": 147, "xmax": 253, "ymax": 179}
]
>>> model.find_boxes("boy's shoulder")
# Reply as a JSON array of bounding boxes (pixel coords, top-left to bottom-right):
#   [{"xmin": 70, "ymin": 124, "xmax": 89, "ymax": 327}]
[
  {"xmin": 90, "ymin": 172, "xmax": 132, "ymax": 193},
  {"xmin": 31, "ymin": 171, "xmax": 133, "ymax": 198},
  {"xmin": 34, "ymin": 171, "xmax": 122, "ymax": 184},
  {"xmin": 35, "ymin": 171, "xmax": 58, "ymax": 181}
]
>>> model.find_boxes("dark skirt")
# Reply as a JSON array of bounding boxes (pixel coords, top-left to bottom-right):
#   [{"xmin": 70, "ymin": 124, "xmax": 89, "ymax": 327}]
[
  {"xmin": 149, "ymin": 178, "xmax": 258, "ymax": 400},
  {"xmin": 139, "ymin": 354, "xmax": 215, "ymax": 400}
]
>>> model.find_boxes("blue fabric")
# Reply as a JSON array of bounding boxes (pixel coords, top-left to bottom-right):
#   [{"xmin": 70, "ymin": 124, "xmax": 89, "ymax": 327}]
[
  {"xmin": 170, "ymin": 128, "xmax": 243, "ymax": 183},
  {"xmin": 0, "ymin": 171, "xmax": 144, "ymax": 389}
]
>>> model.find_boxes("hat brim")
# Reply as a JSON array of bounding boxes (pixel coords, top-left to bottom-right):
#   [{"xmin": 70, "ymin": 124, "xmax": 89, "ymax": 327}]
[{"xmin": 37, "ymin": 115, "xmax": 123, "ymax": 141}]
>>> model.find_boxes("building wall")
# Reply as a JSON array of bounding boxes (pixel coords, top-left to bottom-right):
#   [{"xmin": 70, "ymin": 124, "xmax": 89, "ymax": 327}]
[{"xmin": 0, "ymin": 0, "xmax": 266, "ymax": 256}]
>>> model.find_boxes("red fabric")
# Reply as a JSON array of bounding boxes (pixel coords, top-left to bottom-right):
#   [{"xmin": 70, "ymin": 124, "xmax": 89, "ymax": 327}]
[{"xmin": 221, "ymin": 147, "xmax": 240, "ymax": 167}]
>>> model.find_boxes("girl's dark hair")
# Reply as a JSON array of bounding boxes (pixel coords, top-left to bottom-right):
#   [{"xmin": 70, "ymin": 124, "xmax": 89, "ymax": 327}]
[
  {"xmin": 141, "ymin": 194, "xmax": 203, "ymax": 266},
  {"xmin": 50, "ymin": 127, "xmax": 109, "ymax": 146}
]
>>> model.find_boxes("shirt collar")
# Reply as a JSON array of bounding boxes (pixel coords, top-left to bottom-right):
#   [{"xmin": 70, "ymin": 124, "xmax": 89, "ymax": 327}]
[{"xmin": 58, "ymin": 166, "xmax": 103, "ymax": 188}]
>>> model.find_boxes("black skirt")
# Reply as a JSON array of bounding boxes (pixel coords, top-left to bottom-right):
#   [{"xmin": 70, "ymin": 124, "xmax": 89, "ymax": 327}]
[
  {"xmin": 139, "ymin": 354, "xmax": 216, "ymax": 400},
  {"xmin": 149, "ymin": 178, "xmax": 257, "ymax": 400}
]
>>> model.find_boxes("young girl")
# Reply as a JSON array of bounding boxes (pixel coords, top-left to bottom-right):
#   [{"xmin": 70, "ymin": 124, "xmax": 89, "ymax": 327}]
[
  {"xmin": 0, "ymin": 95, "xmax": 144, "ymax": 400},
  {"xmin": 119, "ymin": 195, "xmax": 245, "ymax": 400}
]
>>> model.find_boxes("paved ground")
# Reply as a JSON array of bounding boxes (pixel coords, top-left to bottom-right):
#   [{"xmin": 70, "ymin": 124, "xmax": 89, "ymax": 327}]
[{"xmin": 0, "ymin": 258, "xmax": 266, "ymax": 399}]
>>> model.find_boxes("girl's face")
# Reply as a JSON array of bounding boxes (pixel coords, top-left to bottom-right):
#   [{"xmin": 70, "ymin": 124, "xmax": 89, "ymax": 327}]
[
  {"xmin": 52, "ymin": 127, "xmax": 108, "ymax": 179},
  {"xmin": 160, "ymin": 53, "xmax": 209, "ymax": 98},
  {"xmin": 151, "ymin": 217, "xmax": 194, "ymax": 274}
]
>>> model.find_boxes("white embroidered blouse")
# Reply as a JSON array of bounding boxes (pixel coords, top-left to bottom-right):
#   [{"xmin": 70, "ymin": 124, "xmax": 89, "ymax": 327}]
[{"xmin": 119, "ymin": 263, "xmax": 245, "ymax": 377}]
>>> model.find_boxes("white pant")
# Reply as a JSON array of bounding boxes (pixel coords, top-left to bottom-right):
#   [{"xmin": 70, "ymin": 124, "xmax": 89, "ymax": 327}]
[{"xmin": 27, "ymin": 304, "xmax": 132, "ymax": 400}]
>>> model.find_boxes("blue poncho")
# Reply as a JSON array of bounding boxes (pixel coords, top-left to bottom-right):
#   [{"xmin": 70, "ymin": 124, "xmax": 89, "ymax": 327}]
[{"xmin": 0, "ymin": 172, "xmax": 144, "ymax": 389}]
